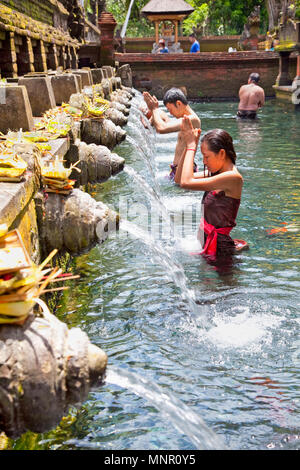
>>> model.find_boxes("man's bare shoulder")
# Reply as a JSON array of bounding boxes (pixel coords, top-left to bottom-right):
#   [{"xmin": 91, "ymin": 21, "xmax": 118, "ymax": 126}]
[
  {"xmin": 257, "ymin": 85, "xmax": 265, "ymax": 95},
  {"xmin": 190, "ymin": 111, "xmax": 201, "ymax": 128}
]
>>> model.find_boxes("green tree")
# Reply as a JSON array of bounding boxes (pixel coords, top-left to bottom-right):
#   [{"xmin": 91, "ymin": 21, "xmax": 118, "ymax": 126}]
[
  {"xmin": 106, "ymin": 0, "xmax": 154, "ymax": 36},
  {"xmin": 206, "ymin": 0, "xmax": 268, "ymax": 35},
  {"xmin": 105, "ymin": 0, "xmax": 271, "ymax": 37},
  {"xmin": 182, "ymin": 2, "xmax": 210, "ymax": 35}
]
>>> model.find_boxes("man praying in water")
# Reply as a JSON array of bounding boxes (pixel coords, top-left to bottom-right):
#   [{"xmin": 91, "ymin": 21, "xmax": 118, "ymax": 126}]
[
  {"xmin": 237, "ymin": 73, "xmax": 265, "ymax": 120},
  {"xmin": 143, "ymin": 88, "xmax": 201, "ymax": 180}
]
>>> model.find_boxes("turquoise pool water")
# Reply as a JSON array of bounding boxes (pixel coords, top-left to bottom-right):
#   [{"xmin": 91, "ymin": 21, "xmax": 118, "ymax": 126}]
[{"xmin": 14, "ymin": 97, "xmax": 300, "ymax": 450}]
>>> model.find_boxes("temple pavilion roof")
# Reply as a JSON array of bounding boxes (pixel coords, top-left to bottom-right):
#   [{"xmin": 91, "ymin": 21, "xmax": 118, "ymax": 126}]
[{"xmin": 141, "ymin": 0, "xmax": 194, "ymax": 16}]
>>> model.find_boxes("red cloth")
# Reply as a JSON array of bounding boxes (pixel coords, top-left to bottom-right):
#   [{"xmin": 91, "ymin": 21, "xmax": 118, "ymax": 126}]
[{"xmin": 200, "ymin": 217, "xmax": 233, "ymax": 257}]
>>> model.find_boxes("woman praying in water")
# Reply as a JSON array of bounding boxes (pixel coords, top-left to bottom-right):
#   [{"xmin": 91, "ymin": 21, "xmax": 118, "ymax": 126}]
[{"xmin": 175, "ymin": 116, "xmax": 246, "ymax": 259}]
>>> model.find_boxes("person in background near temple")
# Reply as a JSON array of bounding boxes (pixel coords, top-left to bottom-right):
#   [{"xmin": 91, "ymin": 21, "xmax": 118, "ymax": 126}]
[
  {"xmin": 158, "ymin": 39, "xmax": 169, "ymax": 54},
  {"xmin": 237, "ymin": 73, "xmax": 265, "ymax": 120},
  {"xmin": 189, "ymin": 33, "xmax": 200, "ymax": 53}
]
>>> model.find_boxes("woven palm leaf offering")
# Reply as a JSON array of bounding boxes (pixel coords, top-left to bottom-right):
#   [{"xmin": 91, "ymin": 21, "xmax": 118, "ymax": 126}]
[
  {"xmin": 22, "ymin": 131, "xmax": 60, "ymax": 143},
  {"xmin": 35, "ymin": 107, "xmax": 73, "ymax": 137},
  {"xmin": 0, "ymin": 229, "xmax": 79, "ymax": 325},
  {"xmin": 0, "ymin": 148, "xmax": 28, "ymax": 182},
  {"xmin": 61, "ymin": 102, "xmax": 83, "ymax": 120},
  {"xmin": 2, "ymin": 129, "xmax": 51, "ymax": 158},
  {"xmin": 69, "ymin": 93, "xmax": 110, "ymax": 119},
  {"xmin": 86, "ymin": 95, "xmax": 110, "ymax": 118},
  {"xmin": 41, "ymin": 156, "xmax": 81, "ymax": 195}
]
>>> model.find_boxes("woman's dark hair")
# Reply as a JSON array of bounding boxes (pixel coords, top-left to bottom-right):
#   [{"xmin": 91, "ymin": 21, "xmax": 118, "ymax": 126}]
[
  {"xmin": 201, "ymin": 129, "xmax": 237, "ymax": 176},
  {"xmin": 163, "ymin": 88, "xmax": 188, "ymax": 106}
]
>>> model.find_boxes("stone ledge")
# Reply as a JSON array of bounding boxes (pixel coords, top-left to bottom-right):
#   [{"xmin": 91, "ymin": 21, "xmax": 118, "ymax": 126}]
[
  {"xmin": 273, "ymin": 84, "xmax": 297, "ymax": 103},
  {"xmin": 0, "ymin": 174, "xmax": 36, "ymax": 229},
  {"xmin": 115, "ymin": 51, "xmax": 283, "ymax": 65}
]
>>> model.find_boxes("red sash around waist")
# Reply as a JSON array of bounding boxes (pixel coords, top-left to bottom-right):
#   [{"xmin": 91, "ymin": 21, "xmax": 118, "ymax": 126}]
[{"xmin": 200, "ymin": 218, "xmax": 233, "ymax": 257}]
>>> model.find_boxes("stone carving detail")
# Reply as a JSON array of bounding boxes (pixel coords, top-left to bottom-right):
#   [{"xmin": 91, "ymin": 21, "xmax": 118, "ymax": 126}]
[
  {"xmin": 0, "ymin": 309, "xmax": 107, "ymax": 438},
  {"xmin": 239, "ymin": 6, "xmax": 261, "ymax": 50}
]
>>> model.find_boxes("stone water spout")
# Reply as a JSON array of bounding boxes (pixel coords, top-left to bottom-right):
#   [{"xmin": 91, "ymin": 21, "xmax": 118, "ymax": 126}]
[
  {"xmin": 67, "ymin": 141, "xmax": 125, "ymax": 186},
  {"xmin": 110, "ymin": 101, "xmax": 130, "ymax": 116},
  {"xmin": 36, "ymin": 189, "xmax": 119, "ymax": 254},
  {"xmin": 0, "ymin": 309, "xmax": 107, "ymax": 439},
  {"xmin": 80, "ymin": 118, "xmax": 126, "ymax": 149},
  {"xmin": 117, "ymin": 64, "xmax": 133, "ymax": 89},
  {"xmin": 104, "ymin": 107, "xmax": 128, "ymax": 127}
]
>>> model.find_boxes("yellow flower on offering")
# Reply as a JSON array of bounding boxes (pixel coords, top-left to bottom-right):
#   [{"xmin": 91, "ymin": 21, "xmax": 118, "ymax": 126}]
[
  {"xmin": 0, "ymin": 153, "xmax": 28, "ymax": 178},
  {"xmin": 0, "ymin": 224, "xmax": 8, "ymax": 238},
  {"xmin": 41, "ymin": 159, "xmax": 72, "ymax": 181}
]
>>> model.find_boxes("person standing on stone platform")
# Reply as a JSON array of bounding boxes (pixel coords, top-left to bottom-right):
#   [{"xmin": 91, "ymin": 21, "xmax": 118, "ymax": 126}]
[
  {"xmin": 237, "ymin": 73, "xmax": 265, "ymax": 119},
  {"xmin": 158, "ymin": 39, "xmax": 169, "ymax": 54},
  {"xmin": 143, "ymin": 88, "xmax": 201, "ymax": 180}
]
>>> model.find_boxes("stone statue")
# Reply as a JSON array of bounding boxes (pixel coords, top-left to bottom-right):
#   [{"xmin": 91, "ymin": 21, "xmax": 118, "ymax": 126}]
[{"xmin": 239, "ymin": 6, "xmax": 261, "ymax": 50}]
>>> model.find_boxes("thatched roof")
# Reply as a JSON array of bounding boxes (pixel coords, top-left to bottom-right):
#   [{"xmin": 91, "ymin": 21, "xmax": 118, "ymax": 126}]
[{"xmin": 141, "ymin": 0, "xmax": 194, "ymax": 16}]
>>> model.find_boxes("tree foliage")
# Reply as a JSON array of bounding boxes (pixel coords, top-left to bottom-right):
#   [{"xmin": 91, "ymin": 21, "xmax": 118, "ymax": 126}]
[
  {"xmin": 105, "ymin": 0, "xmax": 282, "ymax": 37},
  {"xmin": 295, "ymin": 0, "xmax": 300, "ymax": 19},
  {"xmin": 182, "ymin": 2, "xmax": 209, "ymax": 35},
  {"xmin": 188, "ymin": 0, "xmax": 268, "ymax": 35},
  {"xmin": 106, "ymin": 0, "xmax": 153, "ymax": 37}
]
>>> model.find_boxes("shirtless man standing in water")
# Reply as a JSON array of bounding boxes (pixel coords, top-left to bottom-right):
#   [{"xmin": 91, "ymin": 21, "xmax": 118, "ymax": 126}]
[
  {"xmin": 143, "ymin": 88, "xmax": 201, "ymax": 180},
  {"xmin": 237, "ymin": 73, "xmax": 265, "ymax": 119}
]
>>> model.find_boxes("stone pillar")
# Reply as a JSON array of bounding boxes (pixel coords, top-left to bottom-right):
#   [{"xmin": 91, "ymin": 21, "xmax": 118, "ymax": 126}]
[
  {"xmin": 66, "ymin": 46, "xmax": 72, "ymax": 69},
  {"xmin": 60, "ymin": 45, "xmax": 67, "ymax": 69},
  {"xmin": 33, "ymin": 39, "xmax": 48, "ymax": 73},
  {"xmin": 98, "ymin": 11, "xmax": 117, "ymax": 66},
  {"xmin": 91, "ymin": 68, "xmax": 104, "ymax": 84},
  {"xmin": 50, "ymin": 74, "xmax": 80, "ymax": 105},
  {"xmin": 26, "ymin": 37, "xmax": 35, "ymax": 74},
  {"xmin": 18, "ymin": 76, "xmax": 56, "ymax": 116},
  {"xmin": 0, "ymin": 85, "xmax": 34, "ymax": 133},
  {"xmin": 276, "ymin": 51, "xmax": 293, "ymax": 86},
  {"xmin": 293, "ymin": 54, "xmax": 300, "ymax": 84},
  {"xmin": 16, "ymin": 36, "xmax": 35, "ymax": 76},
  {"xmin": 47, "ymin": 43, "xmax": 59, "ymax": 70},
  {"xmin": 292, "ymin": 54, "xmax": 300, "ymax": 108},
  {"xmin": 71, "ymin": 46, "xmax": 78, "ymax": 69},
  {"xmin": 0, "ymin": 32, "xmax": 18, "ymax": 78},
  {"xmin": 174, "ymin": 21, "xmax": 178, "ymax": 44},
  {"xmin": 155, "ymin": 21, "xmax": 159, "ymax": 44}
]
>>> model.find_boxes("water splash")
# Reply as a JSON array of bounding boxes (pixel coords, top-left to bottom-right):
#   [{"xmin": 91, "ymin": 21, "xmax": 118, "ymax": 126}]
[
  {"xmin": 124, "ymin": 166, "xmax": 170, "ymax": 224},
  {"xmin": 106, "ymin": 365, "xmax": 226, "ymax": 450},
  {"xmin": 120, "ymin": 219, "xmax": 207, "ymax": 327},
  {"xmin": 127, "ymin": 120, "xmax": 154, "ymax": 158},
  {"xmin": 126, "ymin": 135, "xmax": 158, "ymax": 185}
]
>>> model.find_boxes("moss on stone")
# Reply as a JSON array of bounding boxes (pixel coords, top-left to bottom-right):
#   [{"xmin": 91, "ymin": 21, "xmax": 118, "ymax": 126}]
[{"xmin": 275, "ymin": 41, "xmax": 297, "ymax": 51}]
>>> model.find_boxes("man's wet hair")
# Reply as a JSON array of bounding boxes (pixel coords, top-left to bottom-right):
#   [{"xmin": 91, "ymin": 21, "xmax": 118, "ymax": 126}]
[
  {"xmin": 163, "ymin": 88, "xmax": 188, "ymax": 106},
  {"xmin": 189, "ymin": 33, "xmax": 196, "ymax": 38},
  {"xmin": 249, "ymin": 73, "xmax": 260, "ymax": 83}
]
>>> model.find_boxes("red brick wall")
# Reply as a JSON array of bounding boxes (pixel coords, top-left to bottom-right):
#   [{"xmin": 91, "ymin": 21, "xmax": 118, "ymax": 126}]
[{"xmin": 115, "ymin": 52, "xmax": 297, "ymax": 100}]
